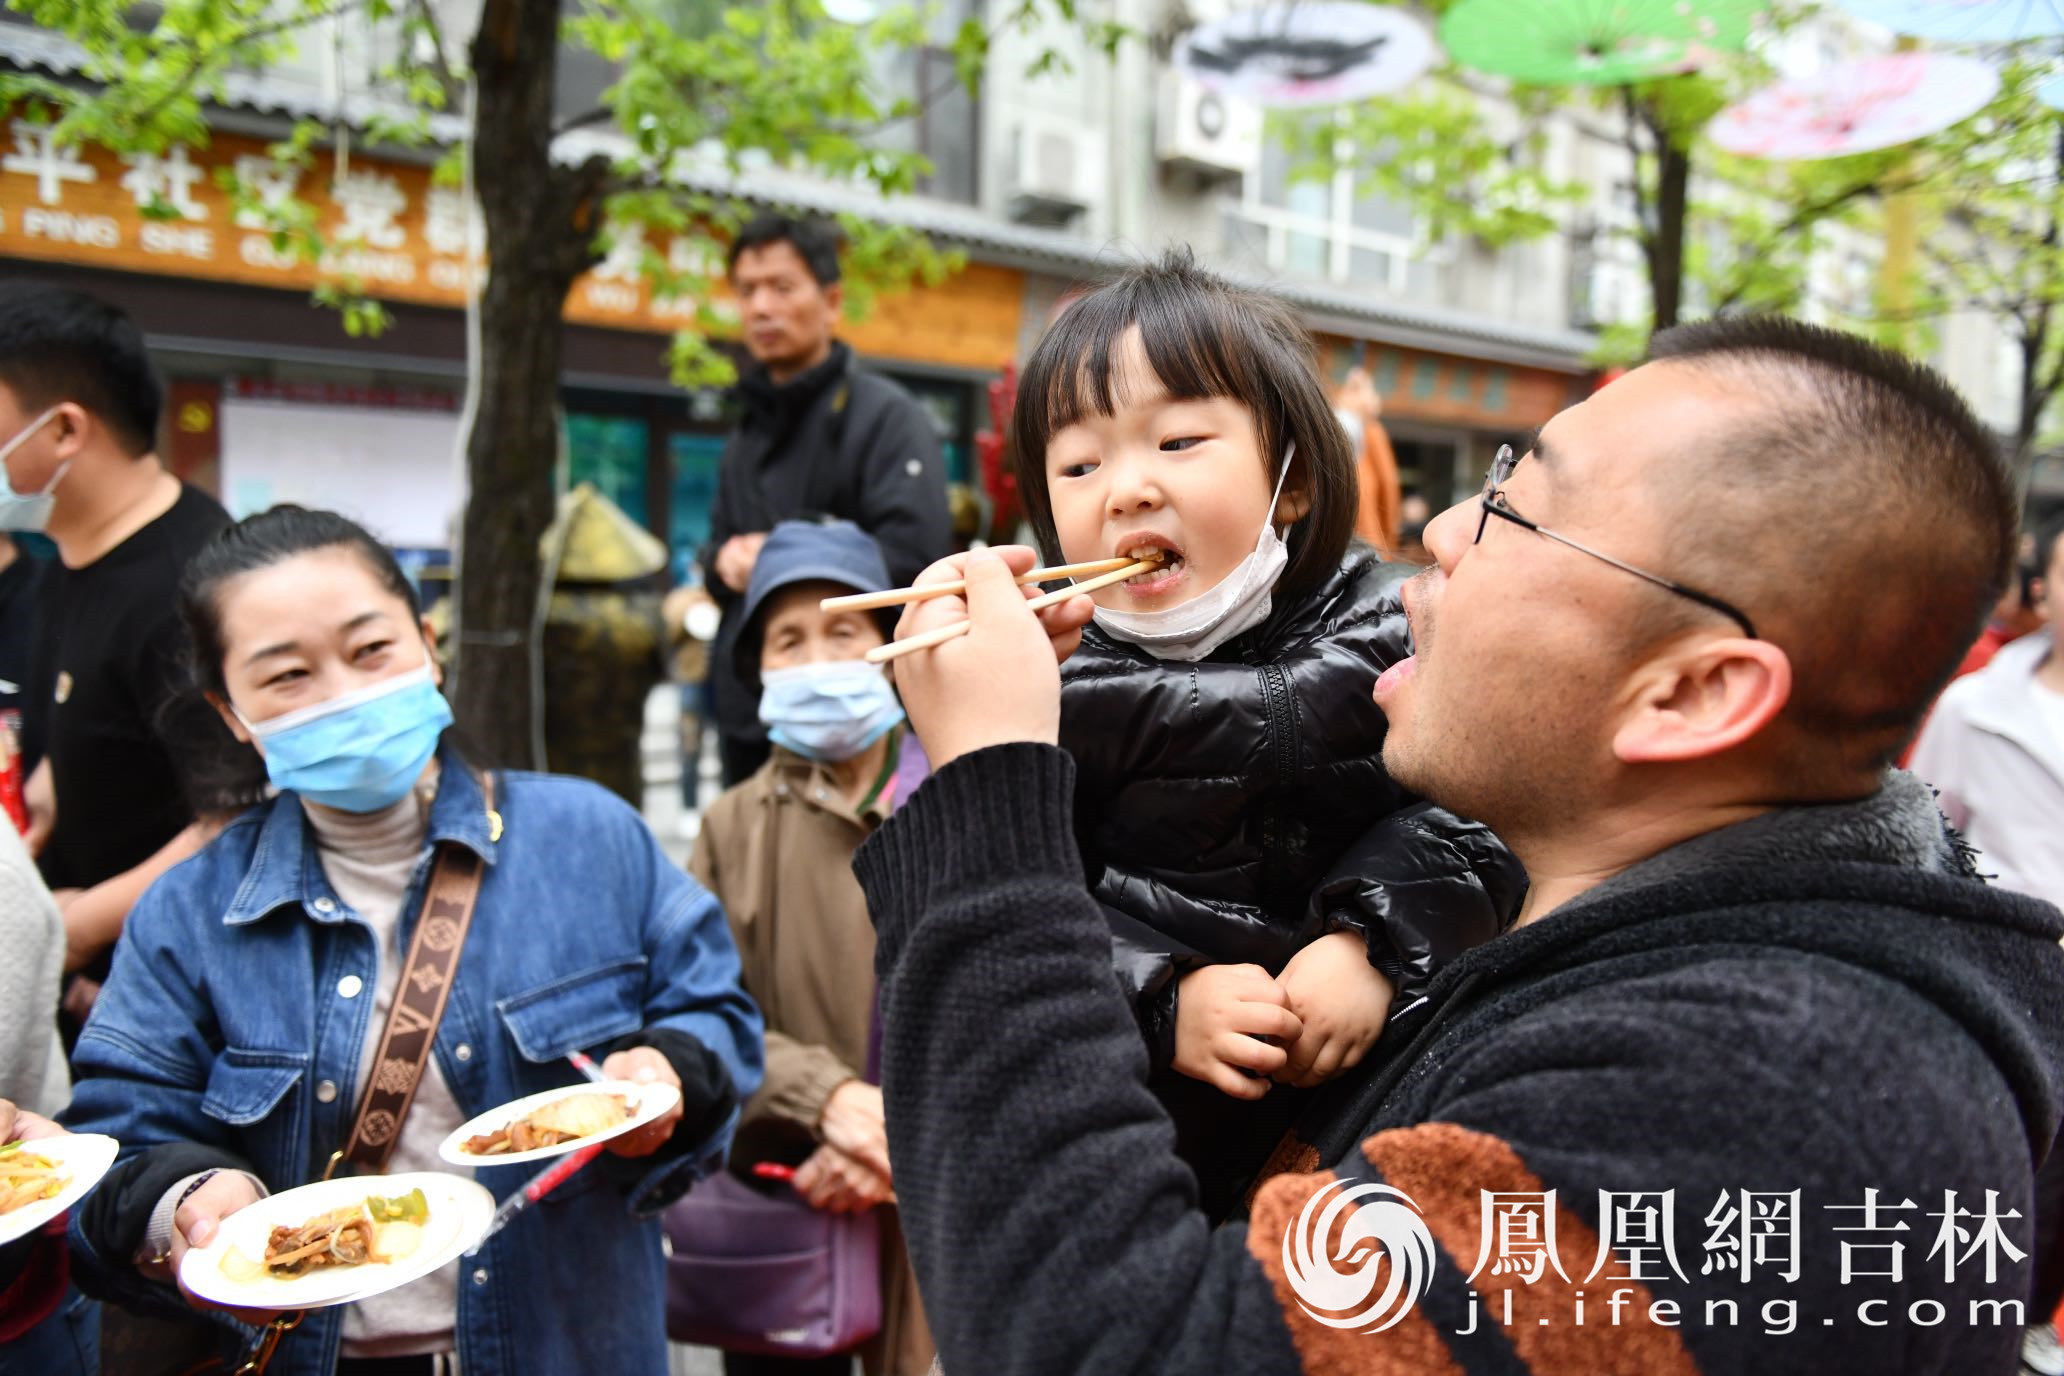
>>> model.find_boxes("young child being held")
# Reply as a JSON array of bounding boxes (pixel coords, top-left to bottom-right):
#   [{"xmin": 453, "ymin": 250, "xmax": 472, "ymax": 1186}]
[{"xmin": 1009, "ymin": 251, "xmax": 1522, "ymax": 1218}]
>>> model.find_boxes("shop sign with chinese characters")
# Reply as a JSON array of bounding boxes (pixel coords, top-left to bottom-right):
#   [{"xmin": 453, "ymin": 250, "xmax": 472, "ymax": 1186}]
[{"xmin": 0, "ymin": 117, "xmax": 1024, "ymax": 370}]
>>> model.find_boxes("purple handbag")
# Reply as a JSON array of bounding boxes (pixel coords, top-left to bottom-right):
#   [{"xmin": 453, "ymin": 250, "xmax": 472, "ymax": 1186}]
[
  {"xmin": 662, "ymin": 1169, "xmax": 883, "ymax": 1356},
  {"xmin": 664, "ymin": 734, "xmax": 926, "ymax": 1357}
]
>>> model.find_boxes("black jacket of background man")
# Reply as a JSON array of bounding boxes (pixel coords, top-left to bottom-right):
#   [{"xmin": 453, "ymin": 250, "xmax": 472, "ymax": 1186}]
[
  {"xmin": 702, "ymin": 340, "xmax": 950, "ymax": 783},
  {"xmin": 28, "ymin": 483, "xmax": 229, "ymax": 899},
  {"xmin": 856, "ymin": 750, "xmax": 2064, "ymax": 1376}
]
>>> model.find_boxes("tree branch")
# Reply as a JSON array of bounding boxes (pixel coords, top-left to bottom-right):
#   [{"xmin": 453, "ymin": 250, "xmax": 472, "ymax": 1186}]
[
  {"xmin": 405, "ymin": 0, "xmax": 468, "ymax": 109},
  {"xmin": 126, "ymin": 0, "xmax": 370, "ymax": 132},
  {"xmin": 551, "ymin": 105, "xmax": 617, "ymax": 138},
  {"xmin": 1709, "ymin": 177, "xmax": 1882, "ymax": 314},
  {"xmin": 1618, "ymin": 87, "xmax": 1656, "ymax": 257}
]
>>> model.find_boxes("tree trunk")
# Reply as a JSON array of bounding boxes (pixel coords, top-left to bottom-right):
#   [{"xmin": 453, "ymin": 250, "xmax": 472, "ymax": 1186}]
[
  {"xmin": 1649, "ymin": 118, "xmax": 1691, "ymax": 334},
  {"xmin": 2016, "ymin": 314, "xmax": 2048, "ymax": 504},
  {"xmin": 454, "ymin": 0, "xmax": 606, "ymax": 768}
]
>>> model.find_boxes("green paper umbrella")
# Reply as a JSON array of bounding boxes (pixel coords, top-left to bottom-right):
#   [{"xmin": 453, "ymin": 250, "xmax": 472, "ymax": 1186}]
[{"xmin": 1439, "ymin": 0, "xmax": 1763, "ymax": 87}]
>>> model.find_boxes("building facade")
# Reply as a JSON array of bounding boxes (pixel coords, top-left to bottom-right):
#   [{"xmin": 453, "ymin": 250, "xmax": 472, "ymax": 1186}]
[{"xmin": 2, "ymin": 0, "xmax": 2051, "ymax": 587}]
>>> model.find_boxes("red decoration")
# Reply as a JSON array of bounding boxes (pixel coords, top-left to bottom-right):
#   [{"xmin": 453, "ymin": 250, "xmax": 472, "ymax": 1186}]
[{"xmin": 976, "ymin": 361, "xmax": 1022, "ymax": 536}]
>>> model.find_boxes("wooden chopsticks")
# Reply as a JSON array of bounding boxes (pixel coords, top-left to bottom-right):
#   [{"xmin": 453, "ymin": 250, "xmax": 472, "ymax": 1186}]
[
  {"xmin": 859, "ymin": 556, "xmax": 1161, "ymax": 665},
  {"xmin": 821, "ymin": 556, "xmax": 1145, "ymax": 613}
]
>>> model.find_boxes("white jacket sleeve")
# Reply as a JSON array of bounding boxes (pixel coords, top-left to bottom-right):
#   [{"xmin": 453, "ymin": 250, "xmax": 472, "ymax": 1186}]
[{"xmin": 1907, "ymin": 696, "xmax": 1973, "ymax": 831}]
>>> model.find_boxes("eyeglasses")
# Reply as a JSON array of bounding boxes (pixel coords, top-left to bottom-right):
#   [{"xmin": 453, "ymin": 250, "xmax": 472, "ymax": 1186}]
[{"xmin": 1476, "ymin": 444, "xmax": 1759, "ymax": 640}]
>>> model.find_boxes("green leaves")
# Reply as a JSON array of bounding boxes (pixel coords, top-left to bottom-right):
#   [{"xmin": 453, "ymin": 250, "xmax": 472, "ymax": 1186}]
[
  {"xmin": 13, "ymin": 0, "xmax": 1106, "ymax": 359},
  {"xmin": 1275, "ymin": 87, "xmax": 1578, "ymax": 251},
  {"xmin": 367, "ymin": 1186, "xmax": 429, "ymax": 1222},
  {"xmin": 311, "ymin": 281, "xmax": 394, "ymax": 337}
]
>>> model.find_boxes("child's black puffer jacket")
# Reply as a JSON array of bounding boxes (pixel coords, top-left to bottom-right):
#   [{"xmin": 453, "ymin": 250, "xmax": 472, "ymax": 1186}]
[{"xmin": 1060, "ymin": 547, "xmax": 1525, "ymax": 1076}]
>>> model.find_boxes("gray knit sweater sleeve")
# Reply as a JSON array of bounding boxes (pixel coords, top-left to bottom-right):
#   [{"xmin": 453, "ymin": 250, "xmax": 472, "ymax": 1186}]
[{"xmin": 0, "ymin": 815, "xmax": 68, "ymax": 1115}]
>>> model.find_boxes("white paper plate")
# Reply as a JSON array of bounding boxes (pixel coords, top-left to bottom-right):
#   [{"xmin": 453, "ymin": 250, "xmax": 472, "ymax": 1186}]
[
  {"xmin": 179, "ymin": 1171, "xmax": 494, "ymax": 1311},
  {"xmin": 0, "ymin": 1133, "xmax": 120, "ymax": 1246},
  {"xmin": 437, "ymin": 1080, "xmax": 681, "ymax": 1167}
]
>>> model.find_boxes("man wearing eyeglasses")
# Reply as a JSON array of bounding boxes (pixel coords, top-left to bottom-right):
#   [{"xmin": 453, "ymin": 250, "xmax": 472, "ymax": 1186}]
[{"xmin": 854, "ymin": 317, "xmax": 2064, "ymax": 1375}]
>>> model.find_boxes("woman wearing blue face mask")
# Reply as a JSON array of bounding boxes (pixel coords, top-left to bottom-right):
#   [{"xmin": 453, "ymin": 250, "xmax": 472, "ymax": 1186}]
[
  {"xmin": 679, "ymin": 519, "xmax": 934, "ymax": 1376},
  {"xmin": 60, "ymin": 505, "xmax": 764, "ymax": 1376}
]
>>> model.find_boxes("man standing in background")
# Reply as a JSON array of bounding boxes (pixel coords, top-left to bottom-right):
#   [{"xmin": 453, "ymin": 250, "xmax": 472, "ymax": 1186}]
[
  {"xmin": 0, "ymin": 532, "xmax": 47, "ymax": 783},
  {"xmin": 702, "ymin": 215, "xmax": 951, "ymax": 785},
  {"xmin": 0, "ymin": 285, "xmax": 229, "ymax": 1018}
]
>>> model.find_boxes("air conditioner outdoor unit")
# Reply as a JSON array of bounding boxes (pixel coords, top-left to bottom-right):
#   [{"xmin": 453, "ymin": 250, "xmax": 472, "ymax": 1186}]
[
  {"xmin": 1155, "ymin": 72, "xmax": 1259, "ymax": 181},
  {"xmin": 1005, "ymin": 115, "xmax": 1101, "ymax": 227}
]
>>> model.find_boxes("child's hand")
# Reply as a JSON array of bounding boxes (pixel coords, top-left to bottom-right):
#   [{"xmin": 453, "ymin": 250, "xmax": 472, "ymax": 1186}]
[
  {"xmin": 1172, "ymin": 964, "xmax": 1303, "ymax": 1101},
  {"xmin": 1273, "ymin": 931, "xmax": 1394, "ymax": 1088}
]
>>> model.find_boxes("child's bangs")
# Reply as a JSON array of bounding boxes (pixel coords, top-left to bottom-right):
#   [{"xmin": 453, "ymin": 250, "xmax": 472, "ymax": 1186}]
[{"xmin": 1022, "ymin": 277, "xmax": 1272, "ymax": 449}]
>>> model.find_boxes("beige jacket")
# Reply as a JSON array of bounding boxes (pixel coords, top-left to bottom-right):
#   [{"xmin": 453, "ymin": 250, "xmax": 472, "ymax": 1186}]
[{"xmin": 689, "ymin": 743, "xmax": 933, "ymax": 1376}]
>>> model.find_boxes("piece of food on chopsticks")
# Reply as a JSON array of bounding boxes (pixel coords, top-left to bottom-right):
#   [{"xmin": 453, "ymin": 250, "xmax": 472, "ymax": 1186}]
[
  {"xmin": 820, "ymin": 552, "xmax": 1163, "ymax": 613},
  {"xmin": 0, "ymin": 1140, "xmax": 69, "ymax": 1215},
  {"xmin": 460, "ymin": 1091, "xmax": 631, "ymax": 1156},
  {"xmin": 218, "ymin": 1187, "xmax": 432, "ymax": 1283},
  {"xmin": 865, "ymin": 554, "xmax": 1165, "ymax": 665}
]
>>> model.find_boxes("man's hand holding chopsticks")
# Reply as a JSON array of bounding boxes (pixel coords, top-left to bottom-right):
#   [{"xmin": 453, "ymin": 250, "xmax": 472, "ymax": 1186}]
[{"xmin": 890, "ymin": 546, "xmax": 1097, "ymax": 769}]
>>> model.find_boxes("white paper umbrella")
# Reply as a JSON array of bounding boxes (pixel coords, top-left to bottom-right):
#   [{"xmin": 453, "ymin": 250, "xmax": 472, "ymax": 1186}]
[
  {"xmin": 1174, "ymin": 2, "xmax": 1438, "ymax": 108},
  {"xmin": 1710, "ymin": 52, "xmax": 2001, "ymax": 159},
  {"xmin": 1835, "ymin": 0, "xmax": 2064, "ymax": 43}
]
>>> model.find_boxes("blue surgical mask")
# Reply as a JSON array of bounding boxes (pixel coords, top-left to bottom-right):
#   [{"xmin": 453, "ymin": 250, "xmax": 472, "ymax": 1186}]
[
  {"xmin": 758, "ymin": 660, "xmax": 904, "ymax": 763},
  {"xmin": 240, "ymin": 664, "xmax": 454, "ymax": 812},
  {"xmin": 0, "ymin": 407, "xmax": 66, "ymax": 533}
]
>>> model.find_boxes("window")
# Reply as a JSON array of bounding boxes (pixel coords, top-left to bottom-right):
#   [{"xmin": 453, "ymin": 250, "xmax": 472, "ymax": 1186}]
[
  {"xmin": 668, "ymin": 432, "xmax": 726, "ymax": 583},
  {"xmin": 564, "ymin": 414, "xmax": 651, "ymax": 529},
  {"xmin": 1224, "ymin": 133, "xmax": 1439, "ymax": 295},
  {"xmin": 868, "ymin": 2, "xmax": 983, "ymax": 205}
]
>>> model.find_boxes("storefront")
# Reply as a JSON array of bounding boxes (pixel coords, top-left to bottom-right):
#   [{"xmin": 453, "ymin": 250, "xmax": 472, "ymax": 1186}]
[
  {"xmin": 1311, "ymin": 335, "xmax": 1588, "ymax": 511},
  {"xmin": 0, "ymin": 117, "xmax": 1029, "ymax": 583}
]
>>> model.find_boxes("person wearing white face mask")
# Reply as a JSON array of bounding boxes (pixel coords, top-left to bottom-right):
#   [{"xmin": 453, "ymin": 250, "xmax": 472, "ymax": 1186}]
[
  {"xmin": 1005, "ymin": 252, "xmax": 1522, "ymax": 1221},
  {"xmin": 0, "ymin": 284, "xmax": 230, "ymax": 1047},
  {"xmin": 683, "ymin": 518, "xmax": 935, "ymax": 1376}
]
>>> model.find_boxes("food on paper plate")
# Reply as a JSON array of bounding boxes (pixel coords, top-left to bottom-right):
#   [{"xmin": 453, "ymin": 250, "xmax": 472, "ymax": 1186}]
[
  {"xmin": 460, "ymin": 1092, "xmax": 631, "ymax": 1156},
  {"xmin": 0, "ymin": 1140, "xmax": 68, "ymax": 1215},
  {"xmin": 218, "ymin": 1187, "xmax": 431, "ymax": 1283}
]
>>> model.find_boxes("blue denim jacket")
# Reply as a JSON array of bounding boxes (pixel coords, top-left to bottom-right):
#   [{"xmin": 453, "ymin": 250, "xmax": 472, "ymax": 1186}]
[{"xmin": 63, "ymin": 756, "xmax": 764, "ymax": 1376}]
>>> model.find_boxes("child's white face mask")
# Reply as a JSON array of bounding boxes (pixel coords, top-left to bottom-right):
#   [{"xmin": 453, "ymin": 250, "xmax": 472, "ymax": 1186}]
[{"xmin": 1092, "ymin": 446, "xmax": 1294, "ymax": 663}]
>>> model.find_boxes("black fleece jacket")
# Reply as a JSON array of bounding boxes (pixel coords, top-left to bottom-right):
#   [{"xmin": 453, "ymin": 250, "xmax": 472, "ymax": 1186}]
[{"xmin": 855, "ymin": 746, "xmax": 2064, "ymax": 1376}]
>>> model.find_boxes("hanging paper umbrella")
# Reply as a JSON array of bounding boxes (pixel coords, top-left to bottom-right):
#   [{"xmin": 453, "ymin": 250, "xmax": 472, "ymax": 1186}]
[
  {"xmin": 1174, "ymin": 2, "xmax": 1438, "ymax": 108},
  {"xmin": 2039, "ymin": 70, "xmax": 2064, "ymax": 107},
  {"xmin": 1710, "ymin": 52, "xmax": 2000, "ymax": 158},
  {"xmin": 1834, "ymin": 0, "xmax": 2064, "ymax": 43},
  {"xmin": 1438, "ymin": 0, "xmax": 1762, "ymax": 87}
]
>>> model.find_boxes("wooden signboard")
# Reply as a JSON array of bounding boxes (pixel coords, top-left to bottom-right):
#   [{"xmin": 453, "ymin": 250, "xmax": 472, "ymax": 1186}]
[
  {"xmin": 0, "ymin": 116, "xmax": 1024, "ymax": 372},
  {"xmin": 1318, "ymin": 335, "xmax": 1582, "ymax": 432}
]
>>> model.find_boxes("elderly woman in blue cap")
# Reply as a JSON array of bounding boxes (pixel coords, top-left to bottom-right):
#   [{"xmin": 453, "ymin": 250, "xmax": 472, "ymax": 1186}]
[{"xmin": 682, "ymin": 518, "xmax": 933, "ymax": 1376}]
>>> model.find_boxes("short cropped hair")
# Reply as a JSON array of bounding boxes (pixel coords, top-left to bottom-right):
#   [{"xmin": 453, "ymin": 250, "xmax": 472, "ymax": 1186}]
[
  {"xmin": 0, "ymin": 283, "xmax": 162, "ymax": 456},
  {"xmin": 1007, "ymin": 248, "xmax": 1357, "ymax": 604},
  {"xmin": 1646, "ymin": 316, "xmax": 2016, "ymax": 778},
  {"xmin": 726, "ymin": 214, "xmax": 842, "ymax": 287}
]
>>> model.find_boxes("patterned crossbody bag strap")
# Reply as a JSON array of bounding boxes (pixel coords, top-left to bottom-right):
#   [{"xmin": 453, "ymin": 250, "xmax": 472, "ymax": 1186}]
[{"xmin": 336, "ymin": 772, "xmax": 497, "ymax": 1175}]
